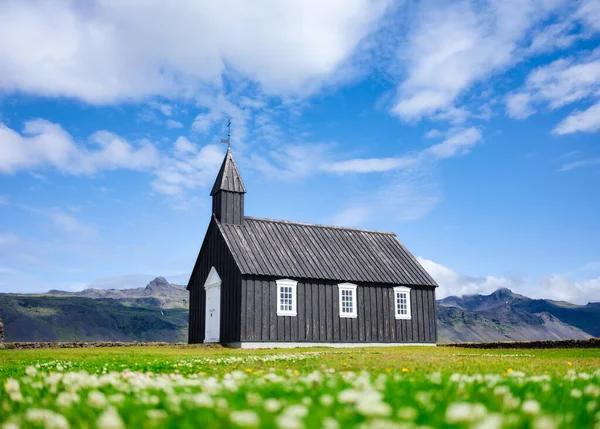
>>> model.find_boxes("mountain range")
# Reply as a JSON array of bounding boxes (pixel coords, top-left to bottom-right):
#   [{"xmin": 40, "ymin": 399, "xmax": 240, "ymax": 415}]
[{"xmin": 0, "ymin": 279, "xmax": 598, "ymax": 343}]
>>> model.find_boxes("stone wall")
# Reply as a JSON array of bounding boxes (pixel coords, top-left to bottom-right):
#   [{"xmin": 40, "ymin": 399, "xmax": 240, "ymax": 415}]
[
  {"xmin": 2, "ymin": 341, "xmax": 220, "ymax": 350},
  {"xmin": 446, "ymin": 338, "xmax": 600, "ymax": 349}
]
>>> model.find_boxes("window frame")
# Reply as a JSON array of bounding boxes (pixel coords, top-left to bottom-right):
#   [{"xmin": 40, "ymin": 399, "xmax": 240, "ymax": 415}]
[
  {"xmin": 276, "ymin": 279, "xmax": 298, "ymax": 317},
  {"xmin": 393, "ymin": 286, "xmax": 412, "ymax": 320},
  {"xmin": 338, "ymin": 283, "xmax": 358, "ymax": 318}
]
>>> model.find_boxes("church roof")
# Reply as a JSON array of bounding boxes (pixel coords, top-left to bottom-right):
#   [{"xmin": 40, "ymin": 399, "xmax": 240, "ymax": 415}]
[
  {"xmin": 210, "ymin": 148, "xmax": 247, "ymax": 195},
  {"xmin": 216, "ymin": 216, "xmax": 438, "ymax": 287}
]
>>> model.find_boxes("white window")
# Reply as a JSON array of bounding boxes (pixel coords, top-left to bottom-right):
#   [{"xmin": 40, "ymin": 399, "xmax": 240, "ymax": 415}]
[
  {"xmin": 338, "ymin": 283, "xmax": 357, "ymax": 318},
  {"xmin": 276, "ymin": 279, "xmax": 297, "ymax": 316},
  {"xmin": 393, "ymin": 286, "xmax": 411, "ymax": 319}
]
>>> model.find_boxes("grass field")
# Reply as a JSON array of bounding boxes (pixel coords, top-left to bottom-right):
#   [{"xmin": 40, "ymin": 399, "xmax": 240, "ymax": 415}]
[{"xmin": 1, "ymin": 346, "xmax": 599, "ymax": 428}]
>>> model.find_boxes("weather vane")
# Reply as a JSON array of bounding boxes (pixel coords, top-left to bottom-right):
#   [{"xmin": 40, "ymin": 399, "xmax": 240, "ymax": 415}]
[{"xmin": 220, "ymin": 119, "xmax": 231, "ymax": 148}]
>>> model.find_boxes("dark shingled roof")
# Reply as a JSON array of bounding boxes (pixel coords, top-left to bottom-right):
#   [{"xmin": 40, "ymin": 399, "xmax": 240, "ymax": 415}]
[
  {"xmin": 216, "ymin": 216, "xmax": 438, "ymax": 287},
  {"xmin": 210, "ymin": 147, "xmax": 247, "ymax": 195}
]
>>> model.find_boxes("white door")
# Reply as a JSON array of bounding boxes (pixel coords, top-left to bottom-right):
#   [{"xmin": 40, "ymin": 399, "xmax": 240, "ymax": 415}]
[{"xmin": 204, "ymin": 267, "xmax": 221, "ymax": 343}]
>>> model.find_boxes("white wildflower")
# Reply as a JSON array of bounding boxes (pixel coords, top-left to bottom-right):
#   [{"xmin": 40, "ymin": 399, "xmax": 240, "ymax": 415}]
[
  {"xmin": 2, "ymin": 422, "xmax": 20, "ymax": 429},
  {"xmin": 585, "ymin": 385, "xmax": 600, "ymax": 397},
  {"xmin": 97, "ymin": 407, "xmax": 125, "ymax": 429},
  {"xmin": 323, "ymin": 417, "xmax": 339, "ymax": 429},
  {"xmin": 192, "ymin": 393, "xmax": 214, "ymax": 408},
  {"xmin": 25, "ymin": 366, "xmax": 37, "ymax": 377},
  {"xmin": 230, "ymin": 410, "xmax": 259, "ymax": 427},
  {"xmin": 275, "ymin": 414, "xmax": 303, "ymax": 429},
  {"xmin": 283, "ymin": 405, "xmax": 308, "ymax": 419},
  {"xmin": 587, "ymin": 401, "xmax": 597, "ymax": 413},
  {"xmin": 338, "ymin": 389, "xmax": 360, "ymax": 403},
  {"xmin": 88, "ymin": 391, "xmax": 108, "ymax": 409},
  {"xmin": 147, "ymin": 409, "xmax": 167, "ymax": 421},
  {"xmin": 473, "ymin": 414, "xmax": 502, "ymax": 429},
  {"xmin": 493, "ymin": 385, "xmax": 509, "ymax": 396},
  {"xmin": 429, "ymin": 372, "xmax": 442, "ymax": 384},
  {"xmin": 522, "ymin": 400, "xmax": 541, "ymax": 415},
  {"xmin": 25, "ymin": 409, "xmax": 69, "ymax": 429},
  {"xmin": 4, "ymin": 379, "xmax": 19, "ymax": 394},
  {"xmin": 397, "ymin": 406, "xmax": 418, "ymax": 420},
  {"xmin": 533, "ymin": 416, "xmax": 557, "ymax": 429},
  {"xmin": 264, "ymin": 398, "xmax": 281, "ymax": 413},
  {"xmin": 571, "ymin": 389, "xmax": 583, "ymax": 398},
  {"xmin": 446, "ymin": 402, "xmax": 487, "ymax": 423},
  {"xmin": 56, "ymin": 392, "xmax": 80, "ymax": 408},
  {"xmin": 319, "ymin": 394, "xmax": 334, "ymax": 407}
]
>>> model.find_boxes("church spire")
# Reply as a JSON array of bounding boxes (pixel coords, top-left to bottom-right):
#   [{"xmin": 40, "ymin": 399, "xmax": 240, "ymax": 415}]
[{"xmin": 211, "ymin": 148, "xmax": 246, "ymax": 224}]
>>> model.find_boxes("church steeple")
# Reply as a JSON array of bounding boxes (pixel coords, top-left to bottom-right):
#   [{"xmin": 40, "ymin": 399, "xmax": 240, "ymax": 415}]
[{"xmin": 211, "ymin": 147, "xmax": 246, "ymax": 225}]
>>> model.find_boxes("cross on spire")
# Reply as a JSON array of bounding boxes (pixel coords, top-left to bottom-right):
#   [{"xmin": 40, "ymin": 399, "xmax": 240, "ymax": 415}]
[{"xmin": 220, "ymin": 119, "xmax": 231, "ymax": 148}]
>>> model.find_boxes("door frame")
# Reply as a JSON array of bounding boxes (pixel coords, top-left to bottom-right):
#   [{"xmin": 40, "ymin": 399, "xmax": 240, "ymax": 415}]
[{"xmin": 203, "ymin": 266, "xmax": 222, "ymax": 343}]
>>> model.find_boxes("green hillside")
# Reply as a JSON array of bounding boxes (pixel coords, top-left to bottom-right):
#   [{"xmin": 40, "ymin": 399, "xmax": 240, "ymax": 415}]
[{"xmin": 0, "ymin": 294, "xmax": 187, "ymax": 343}]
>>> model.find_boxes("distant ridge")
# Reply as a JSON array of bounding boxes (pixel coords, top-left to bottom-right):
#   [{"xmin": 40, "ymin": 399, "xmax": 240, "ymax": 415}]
[
  {"xmin": 0, "ymin": 282, "xmax": 597, "ymax": 343},
  {"xmin": 437, "ymin": 288, "xmax": 598, "ymax": 343}
]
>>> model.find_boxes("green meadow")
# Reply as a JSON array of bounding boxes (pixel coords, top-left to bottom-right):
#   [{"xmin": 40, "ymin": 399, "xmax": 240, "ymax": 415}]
[{"xmin": 1, "ymin": 346, "xmax": 599, "ymax": 428}]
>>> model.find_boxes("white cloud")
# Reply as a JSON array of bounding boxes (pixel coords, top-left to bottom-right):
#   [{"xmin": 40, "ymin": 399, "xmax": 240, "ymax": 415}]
[
  {"xmin": 559, "ymin": 157, "xmax": 600, "ymax": 172},
  {"xmin": 420, "ymin": 257, "xmax": 600, "ymax": 304},
  {"xmin": 392, "ymin": 0, "xmax": 570, "ymax": 121},
  {"xmin": 149, "ymin": 102, "xmax": 174, "ymax": 117},
  {"xmin": 0, "ymin": 118, "xmax": 228, "ymax": 198},
  {"xmin": 553, "ymin": 101, "xmax": 600, "ymax": 135},
  {"xmin": 0, "ymin": 0, "xmax": 389, "ymax": 103},
  {"xmin": 321, "ymin": 157, "xmax": 416, "ymax": 174},
  {"xmin": 418, "ymin": 257, "xmax": 514, "ymax": 299},
  {"xmin": 250, "ymin": 144, "xmax": 332, "ymax": 181},
  {"xmin": 166, "ymin": 119, "xmax": 184, "ymax": 129},
  {"xmin": 505, "ymin": 92, "xmax": 536, "ymax": 119},
  {"xmin": 540, "ymin": 275, "xmax": 600, "ymax": 304},
  {"xmin": 0, "ymin": 120, "xmax": 160, "ymax": 174},
  {"xmin": 326, "ymin": 127, "xmax": 482, "ymax": 223},
  {"xmin": 152, "ymin": 143, "xmax": 225, "ymax": 197},
  {"xmin": 425, "ymin": 127, "xmax": 482, "ymax": 159},
  {"xmin": 51, "ymin": 211, "xmax": 99, "ymax": 241},
  {"xmin": 508, "ymin": 53, "xmax": 600, "ymax": 118}
]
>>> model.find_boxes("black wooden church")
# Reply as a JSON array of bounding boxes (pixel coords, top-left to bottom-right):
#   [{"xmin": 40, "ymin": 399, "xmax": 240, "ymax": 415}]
[{"xmin": 187, "ymin": 148, "xmax": 438, "ymax": 348}]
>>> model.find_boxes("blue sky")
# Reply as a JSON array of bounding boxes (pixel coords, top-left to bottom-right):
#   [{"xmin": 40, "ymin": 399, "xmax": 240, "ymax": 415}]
[{"xmin": 0, "ymin": 0, "xmax": 599, "ymax": 303}]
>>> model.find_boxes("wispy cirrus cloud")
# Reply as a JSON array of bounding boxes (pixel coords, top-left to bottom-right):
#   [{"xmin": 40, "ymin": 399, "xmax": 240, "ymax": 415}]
[
  {"xmin": 392, "ymin": 0, "xmax": 599, "ymax": 124},
  {"xmin": 506, "ymin": 50, "xmax": 600, "ymax": 121},
  {"xmin": 559, "ymin": 157, "xmax": 600, "ymax": 172},
  {"xmin": 325, "ymin": 127, "xmax": 481, "ymax": 224}
]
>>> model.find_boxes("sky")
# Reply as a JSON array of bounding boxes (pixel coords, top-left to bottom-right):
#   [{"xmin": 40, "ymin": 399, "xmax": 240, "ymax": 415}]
[{"xmin": 0, "ymin": 0, "xmax": 599, "ymax": 304}]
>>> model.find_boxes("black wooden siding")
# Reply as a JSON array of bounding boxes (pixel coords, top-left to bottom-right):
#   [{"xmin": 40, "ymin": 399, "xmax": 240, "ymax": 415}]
[
  {"xmin": 188, "ymin": 219, "xmax": 242, "ymax": 344},
  {"xmin": 212, "ymin": 192, "xmax": 244, "ymax": 225},
  {"xmin": 240, "ymin": 276, "xmax": 437, "ymax": 343}
]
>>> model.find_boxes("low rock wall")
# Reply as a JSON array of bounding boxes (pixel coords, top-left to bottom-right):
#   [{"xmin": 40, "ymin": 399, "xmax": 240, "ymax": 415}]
[
  {"xmin": 2, "ymin": 341, "xmax": 220, "ymax": 350},
  {"xmin": 446, "ymin": 338, "xmax": 600, "ymax": 349}
]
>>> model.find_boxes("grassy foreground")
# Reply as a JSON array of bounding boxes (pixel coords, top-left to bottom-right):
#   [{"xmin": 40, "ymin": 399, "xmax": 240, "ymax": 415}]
[{"xmin": 1, "ymin": 346, "xmax": 599, "ymax": 428}]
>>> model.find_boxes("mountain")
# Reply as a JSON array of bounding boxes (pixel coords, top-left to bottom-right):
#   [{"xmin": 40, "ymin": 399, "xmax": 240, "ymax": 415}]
[
  {"xmin": 437, "ymin": 288, "xmax": 598, "ymax": 343},
  {"xmin": 0, "ymin": 281, "xmax": 598, "ymax": 343},
  {"xmin": 0, "ymin": 277, "xmax": 188, "ymax": 342}
]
